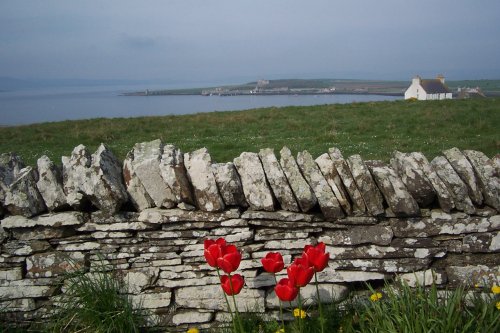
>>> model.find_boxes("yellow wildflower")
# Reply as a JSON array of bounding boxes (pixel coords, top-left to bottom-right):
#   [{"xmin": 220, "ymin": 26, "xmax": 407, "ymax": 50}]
[
  {"xmin": 187, "ymin": 328, "xmax": 199, "ymax": 333},
  {"xmin": 496, "ymin": 301, "xmax": 500, "ymax": 311},
  {"xmin": 370, "ymin": 292, "xmax": 383, "ymax": 302},
  {"xmin": 275, "ymin": 328, "xmax": 285, "ymax": 333},
  {"xmin": 491, "ymin": 285, "xmax": 500, "ymax": 294},
  {"xmin": 293, "ymin": 308, "xmax": 307, "ymax": 319}
]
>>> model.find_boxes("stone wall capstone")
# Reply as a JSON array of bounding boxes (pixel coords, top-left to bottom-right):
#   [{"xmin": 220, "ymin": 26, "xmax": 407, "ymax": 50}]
[{"xmin": 0, "ymin": 141, "xmax": 499, "ymax": 331}]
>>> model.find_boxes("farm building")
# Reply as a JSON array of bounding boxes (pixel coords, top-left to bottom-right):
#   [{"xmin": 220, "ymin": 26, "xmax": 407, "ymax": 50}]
[{"xmin": 404, "ymin": 75, "xmax": 452, "ymax": 100}]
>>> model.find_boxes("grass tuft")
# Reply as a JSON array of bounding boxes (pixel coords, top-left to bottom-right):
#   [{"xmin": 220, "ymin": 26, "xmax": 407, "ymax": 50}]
[{"xmin": 43, "ymin": 261, "xmax": 146, "ymax": 333}]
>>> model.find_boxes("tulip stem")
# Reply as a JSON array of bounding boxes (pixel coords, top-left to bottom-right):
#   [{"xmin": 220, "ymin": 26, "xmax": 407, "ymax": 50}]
[
  {"xmin": 228, "ymin": 274, "xmax": 245, "ymax": 333},
  {"xmin": 298, "ymin": 289, "xmax": 304, "ymax": 333},
  {"xmin": 216, "ymin": 269, "xmax": 236, "ymax": 332},
  {"xmin": 273, "ymin": 274, "xmax": 285, "ymax": 331},
  {"xmin": 314, "ymin": 272, "xmax": 325, "ymax": 333}
]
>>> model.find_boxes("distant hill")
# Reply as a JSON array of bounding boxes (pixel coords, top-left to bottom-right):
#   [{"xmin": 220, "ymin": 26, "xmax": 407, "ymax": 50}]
[{"xmin": 0, "ymin": 77, "xmax": 154, "ymax": 92}]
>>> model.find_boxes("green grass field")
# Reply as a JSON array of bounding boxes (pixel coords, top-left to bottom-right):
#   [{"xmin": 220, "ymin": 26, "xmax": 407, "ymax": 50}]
[{"xmin": 1, "ymin": 98, "xmax": 499, "ymax": 166}]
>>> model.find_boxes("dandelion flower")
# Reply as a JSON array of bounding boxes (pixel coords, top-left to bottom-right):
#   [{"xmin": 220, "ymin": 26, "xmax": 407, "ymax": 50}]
[
  {"xmin": 275, "ymin": 329, "xmax": 285, "ymax": 333},
  {"xmin": 187, "ymin": 328, "xmax": 199, "ymax": 333},
  {"xmin": 293, "ymin": 308, "xmax": 307, "ymax": 319},
  {"xmin": 491, "ymin": 285, "xmax": 500, "ymax": 294},
  {"xmin": 496, "ymin": 301, "xmax": 500, "ymax": 311},
  {"xmin": 370, "ymin": 292, "xmax": 383, "ymax": 302}
]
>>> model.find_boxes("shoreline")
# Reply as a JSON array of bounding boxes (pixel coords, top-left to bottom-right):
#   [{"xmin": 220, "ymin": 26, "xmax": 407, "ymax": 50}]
[{"xmin": 121, "ymin": 91, "xmax": 404, "ymax": 97}]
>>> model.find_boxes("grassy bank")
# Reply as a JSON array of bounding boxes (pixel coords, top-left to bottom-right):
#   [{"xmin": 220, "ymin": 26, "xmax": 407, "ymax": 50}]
[{"xmin": 1, "ymin": 99, "xmax": 499, "ymax": 166}]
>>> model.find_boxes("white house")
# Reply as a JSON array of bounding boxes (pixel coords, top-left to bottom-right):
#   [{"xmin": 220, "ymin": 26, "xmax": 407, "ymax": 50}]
[{"xmin": 404, "ymin": 75, "xmax": 452, "ymax": 100}]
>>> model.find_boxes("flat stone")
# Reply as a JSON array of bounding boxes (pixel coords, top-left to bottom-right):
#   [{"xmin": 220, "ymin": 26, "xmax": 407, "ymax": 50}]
[
  {"xmin": 2, "ymin": 239, "xmax": 51, "ymax": 256},
  {"xmin": 266, "ymin": 283, "xmax": 349, "ymax": 308},
  {"xmin": 431, "ymin": 156, "xmax": 476, "ymax": 214},
  {"xmin": 138, "ymin": 207, "xmax": 240, "ymax": 223},
  {"xmin": 0, "ymin": 279, "xmax": 57, "ymax": 299},
  {"xmin": 138, "ymin": 229, "xmax": 209, "ymax": 239},
  {"xmin": 122, "ymin": 151, "xmax": 154, "ymax": 211},
  {"xmin": 327, "ymin": 244, "xmax": 446, "ymax": 259},
  {"xmin": 36, "ymin": 155, "xmax": 67, "ymax": 211},
  {"xmin": 254, "ymin": 228, "xmax": 314, "ymax": 241},
  {"xmin": 175, "ymin": 284, "xmax": 265, "ymax": 312},
  {"xmin": 463, "ymin": 150, "xmax": 500, "ymax": 211},
  {"xmin": 390, "ymin": 216, "xmax": 497, "ymax": 238},
  {"xmin": 368, "ymin": 164, "xmax": 420, "ymax": 217},
  {"xmin": 77, "ymin": 221, "xmax": 156, "ymax": 232},
  {"xmin": 130, "ymin": 290, "xmax": 172, "ymax": 309},
  {"xmin": 445, "ymin": 265, "xmax": 499, "ymax": 287},
  {"xmin": 317, "ymin": 268, "xmax": 387, "ymax": 283},
  {"xmin": 130, "ymin": 139, "xmax": 177, "ymax": 208},
  {"xmin": 233, "ymin": 152, "xmax": 274, "ymax": 211},
  {"xmin": 443, "ymin": 148, "xmax": 483, "ymax": 205},
  {"xmin": 463, "ymin": 232, "xmax": 500, "ymax": 252},
  {"xmin": 1, "ymin": 211, "xmax": 86, "ymax": 229},
  {"xmin": 390, "ymin": 151, "xmax": 436, "ymax": 207},
  {"xmin": 160, "ymin": 144, "xmax": 194, "ymax": 205},
  {"xmin": 212, "ymin": 162, "xmax": 247, "ymax": 207},
  {"xmin": 241, "ymin": 210, "xmax": 314, "ymax": 222},
  {"xmin": 89, "ymin": 144, "xmax": 129, "ymax": 214},
  {"xmin": 279, "ymin": 146, "xmax": 317, "ymax": 212},
  {"xmin": 316, "ymin": 153, "xmax": 352, "ymax": 215},
  {"xmin": 329, "ymin": 148, "xmax": 368, "ymax": 215},
  {"xmin": 0, "ymin": 267, "xmax": 23, "ymax": 281},
  {"xmin": 347, "ymin": 154, "xmax": 384, "ymax": 216},
  {"xmin": 184, "ymin": 148, "xmax": 225, "ymax": 212},
  {"xmin": 398, "ymin": 269, "xmax": 446, "ymax": 287},
  {"xmin": 259, "ymin": 148, "xmax": 299, "ymax": 212},
  {"xmin": 62, "ymin": 144, "xmax": 93, "ymax": 209},
  {"xmin": 410, "ymin": 152, "xmax": 455, "ymax": 212},
  {"xmin": 0, "ymin": 298, "xmax": 36, "ymax": 312},
  {"xmin": 123, "ymin": 267, "xmax": 160, "ymax": 294},
  {"xmin": 335, "ymin": 216, "xmax": 378, "ymax": 225},
  {"xmin": 332, "ymin": 258, "xmax": 431, "ymax": 273},
  {"xmin": 3, "ymin": 166, "xmax": 46, "ymax": 217},
  {"xmin": 172, "ymin": 310, "xmax": 213, "ymax": 325},
  {"xmin": 318, "ymin": 225, "xmax": 393, "ymax": 246},
  {"xmin": 0, "ymin": 152, "xmax": 26, "ymax": 203},
  {"xmin": 493, "ymin": 154, "xmax": 500, "ymax": 174},
  {"xmin": 390, "ymin": 237, "xmax": 441, "ymax": 248},
  {"xmin": 26, "ymin": 251, "xmax": 86, "ymax": 278},
  {"xmin": 91, "ymin": 231, "xmax": 134, "ymax": 239},
  {"xmin": 297, "ymin": 150, "xmax": 344, "ymax": 219}
]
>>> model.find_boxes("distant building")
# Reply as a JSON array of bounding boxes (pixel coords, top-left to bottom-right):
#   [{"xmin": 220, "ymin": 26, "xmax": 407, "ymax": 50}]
[
  {"xmin": 457, "ymin": 87, "xmax": 486, "ymax": 99},
  {"xmin": 404, "ymin": 75, "xmax": 452, "ymax": 100}
]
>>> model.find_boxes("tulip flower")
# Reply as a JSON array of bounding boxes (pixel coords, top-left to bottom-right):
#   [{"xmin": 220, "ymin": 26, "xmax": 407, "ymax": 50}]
[
  {"xmin": 220, "ymin": 274, "xmax": 245, "ymax": 296},
  {"xmin": 217, "ymin": 244, "xmax": 242, "ymax": 274},
  {"xmin": 287, "ymin": 257, "xmax": 314, "ymax": 287},
  {"xmin": 203, "ymin": 238, "xmax": 226, "ymax": 268},
  {"xmin": 275, "ymin": 278, "xmax": 299, "ymax": 302},
  {"xmin": 261, "ymin": 252, "xmax": 285, "ymax": 274},
  {"xmin": 303, "ymin": 242, "xmax": 329, "ymax": 272}
]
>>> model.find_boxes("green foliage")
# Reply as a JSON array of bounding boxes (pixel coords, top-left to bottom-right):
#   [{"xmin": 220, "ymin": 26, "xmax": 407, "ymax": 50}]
[
  {"xmin": 44, "ymin": 265, "xmax": 146, "ymax": 333},
  {"xmin": 1, "ymin": 99, "xmax": 499, "ymax": 167},
  {"xmin": 342, "ymin": 281, "xmax": 500, "ymax": 333}
]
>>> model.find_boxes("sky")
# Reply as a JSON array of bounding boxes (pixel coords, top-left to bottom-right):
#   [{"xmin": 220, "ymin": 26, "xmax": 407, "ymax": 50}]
[{"xmin": 1, "ymin": 0, "xmax": 500, "ymax": 85}]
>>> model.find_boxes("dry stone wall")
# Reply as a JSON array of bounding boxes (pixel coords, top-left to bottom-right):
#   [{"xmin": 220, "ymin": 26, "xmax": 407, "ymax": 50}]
[{"xmin": 0, "ymin": 141, "xmax": 499, "ymax": 330}]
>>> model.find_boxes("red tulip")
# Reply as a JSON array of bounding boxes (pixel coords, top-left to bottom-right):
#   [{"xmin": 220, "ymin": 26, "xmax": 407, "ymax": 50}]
[
  {"xmin": 220, "ymin": 274, "xmax": 245, "ymax": 295},
  {"xmin": 261, "ymin": 252, "xmax": 284, "ymax": 274},
  {"xmin": 274, "ymin": 278, "xmax": 299, "ymax": 301},
  {"xmin": 217, "ymin": 244, "xmax": 242, "ymax": 274},
  {"xmin": 203, "ymin": 238, "xmax": 226, "ymax": 268},
  {"xmin": 303, "ymin": 242, "xmax": 329, "ymax": 272},
  {"xmin": 287, "ymin": 257, "xmax": 314, "ymax": 287}
]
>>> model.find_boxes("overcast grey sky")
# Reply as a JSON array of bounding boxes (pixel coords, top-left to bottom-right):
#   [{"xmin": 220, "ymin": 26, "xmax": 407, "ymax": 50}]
[{"xmin": 1, "ymin": 0, "xmax": 499, "ymax": 84}]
